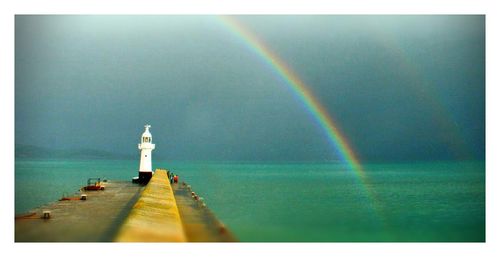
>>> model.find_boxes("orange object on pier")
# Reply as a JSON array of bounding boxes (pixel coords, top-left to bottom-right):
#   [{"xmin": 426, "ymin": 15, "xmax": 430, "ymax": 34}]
[{"xmin": 82, "ymin": 178, "xmax": 106, "ymax": 191}]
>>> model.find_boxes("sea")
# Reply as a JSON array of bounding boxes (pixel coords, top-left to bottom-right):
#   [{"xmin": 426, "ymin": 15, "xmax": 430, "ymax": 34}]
[{"xmin": 15, "ymin": 159, "xmax": 485, "ymax": 242}]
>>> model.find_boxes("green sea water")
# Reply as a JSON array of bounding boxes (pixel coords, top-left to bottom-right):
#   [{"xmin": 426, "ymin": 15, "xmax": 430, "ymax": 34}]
[{"xmin": 15, "ymin": 159, "xmax": 485, "ymax": 242}]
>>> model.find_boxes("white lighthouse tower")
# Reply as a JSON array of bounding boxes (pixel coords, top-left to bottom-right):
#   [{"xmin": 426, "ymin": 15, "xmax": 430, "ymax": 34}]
[{"xmin": 138, "ymin": 124, "xmax": 155, "ymax": 183}]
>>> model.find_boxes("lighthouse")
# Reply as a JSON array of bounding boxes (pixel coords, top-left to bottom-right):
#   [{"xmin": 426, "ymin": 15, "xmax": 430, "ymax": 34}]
[{"xmin": 138, "ymin": 124, "xmax": 155, "ymax": 183}]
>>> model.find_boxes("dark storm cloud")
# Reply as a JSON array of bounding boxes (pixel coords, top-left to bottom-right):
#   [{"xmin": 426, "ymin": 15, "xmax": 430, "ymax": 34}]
[{"xmin": 15, "ymin": 15, "xmax": 484, "ymax": 161}]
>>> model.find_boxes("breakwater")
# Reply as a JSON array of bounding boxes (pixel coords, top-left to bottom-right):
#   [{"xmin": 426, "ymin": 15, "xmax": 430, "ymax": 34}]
[{"xmin": 15, "ymin": 169, "xmax": 236, "ymax": 242}]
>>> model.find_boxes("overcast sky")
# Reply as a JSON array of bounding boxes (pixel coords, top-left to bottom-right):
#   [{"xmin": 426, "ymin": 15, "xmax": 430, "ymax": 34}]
[{"xmin": 15, "ymin": 15, "xmax": 484, "ymax": 161}]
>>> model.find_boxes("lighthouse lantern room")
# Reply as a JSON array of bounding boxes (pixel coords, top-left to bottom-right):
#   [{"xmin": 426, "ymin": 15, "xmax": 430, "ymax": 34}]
[{"xmin": 138, "ymin": 124, "xmax": 155, "ymax": 183}]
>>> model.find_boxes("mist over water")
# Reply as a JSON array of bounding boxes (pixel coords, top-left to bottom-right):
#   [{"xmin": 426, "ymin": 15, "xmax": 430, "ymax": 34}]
[{"xmin": 15, "ymin": 15, "xmax": 484, "ymax": 162}]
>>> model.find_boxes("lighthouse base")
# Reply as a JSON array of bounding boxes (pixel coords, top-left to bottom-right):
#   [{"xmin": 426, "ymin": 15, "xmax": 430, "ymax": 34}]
[{"xmin": 137, "ymin": 171, "xmax": 153, "ymax": 184}]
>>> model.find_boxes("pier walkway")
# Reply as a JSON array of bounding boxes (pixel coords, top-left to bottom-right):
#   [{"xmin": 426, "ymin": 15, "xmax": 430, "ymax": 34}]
[
  {"xmin": 172, "ymin": 182, "xmax": 236, "ymax": 242},
  {"xmin": 15, "ymin": 181, "xmax": 143, "ymax": 242},
  {"xmin": 114, "ymin": 169, "xmax": 186, "ymax": 242},
  {"xmin": 15, "ymin": 169, "xmax": 236, "ymax": 242}
]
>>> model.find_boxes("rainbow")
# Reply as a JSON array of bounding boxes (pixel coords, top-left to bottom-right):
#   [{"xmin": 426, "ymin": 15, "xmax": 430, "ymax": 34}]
[
  {"xmin": 217, "ymin": 16, "xmax": 388, "ymax": 224},
  {"xmin": 369, "ymin": 26, "xmax": 471, "ymax": 159},
  {"xmin": 217, "ymin": 16, "xmax": 365, "ymax": 176}
]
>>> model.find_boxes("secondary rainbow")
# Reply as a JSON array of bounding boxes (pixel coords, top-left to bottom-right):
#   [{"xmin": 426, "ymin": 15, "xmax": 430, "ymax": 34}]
[{"xmin": 217, "ymin": 16, "xmax": 365, "ymax": 177}]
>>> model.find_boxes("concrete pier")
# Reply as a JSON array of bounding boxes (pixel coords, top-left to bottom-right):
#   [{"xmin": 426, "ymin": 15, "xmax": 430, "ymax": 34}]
[
  {"xmin": 15, "ymin": 169, "xmax": 236, "ymax": 242},
  {"xmin": 15, "ymin": 181, "xmax": 143, "ymax": 242},
  {"xmin": 172, "ymin": 182, "xmax": 237, "ymax": 242},
  {"xmin": 114, "ymin": 169, "xmax": 186, "ymax": 242}
]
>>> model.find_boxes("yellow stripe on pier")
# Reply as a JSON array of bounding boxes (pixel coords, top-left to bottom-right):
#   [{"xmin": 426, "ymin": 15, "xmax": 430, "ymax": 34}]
[{"xmin": 115, "ymin": 169, "xmax": 186, "ymax": 242}]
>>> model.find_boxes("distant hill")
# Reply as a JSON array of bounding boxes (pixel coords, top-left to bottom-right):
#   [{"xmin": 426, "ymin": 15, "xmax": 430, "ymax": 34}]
[{"xmin": 15, "ymin": 144, "xmax": 135, "ymax": 160}]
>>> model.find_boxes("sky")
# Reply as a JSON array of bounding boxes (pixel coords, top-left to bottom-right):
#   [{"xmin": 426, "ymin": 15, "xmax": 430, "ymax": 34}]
[{"xmin": 15, "ymin": 15, "xmax": 485, "ymax": 162}]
